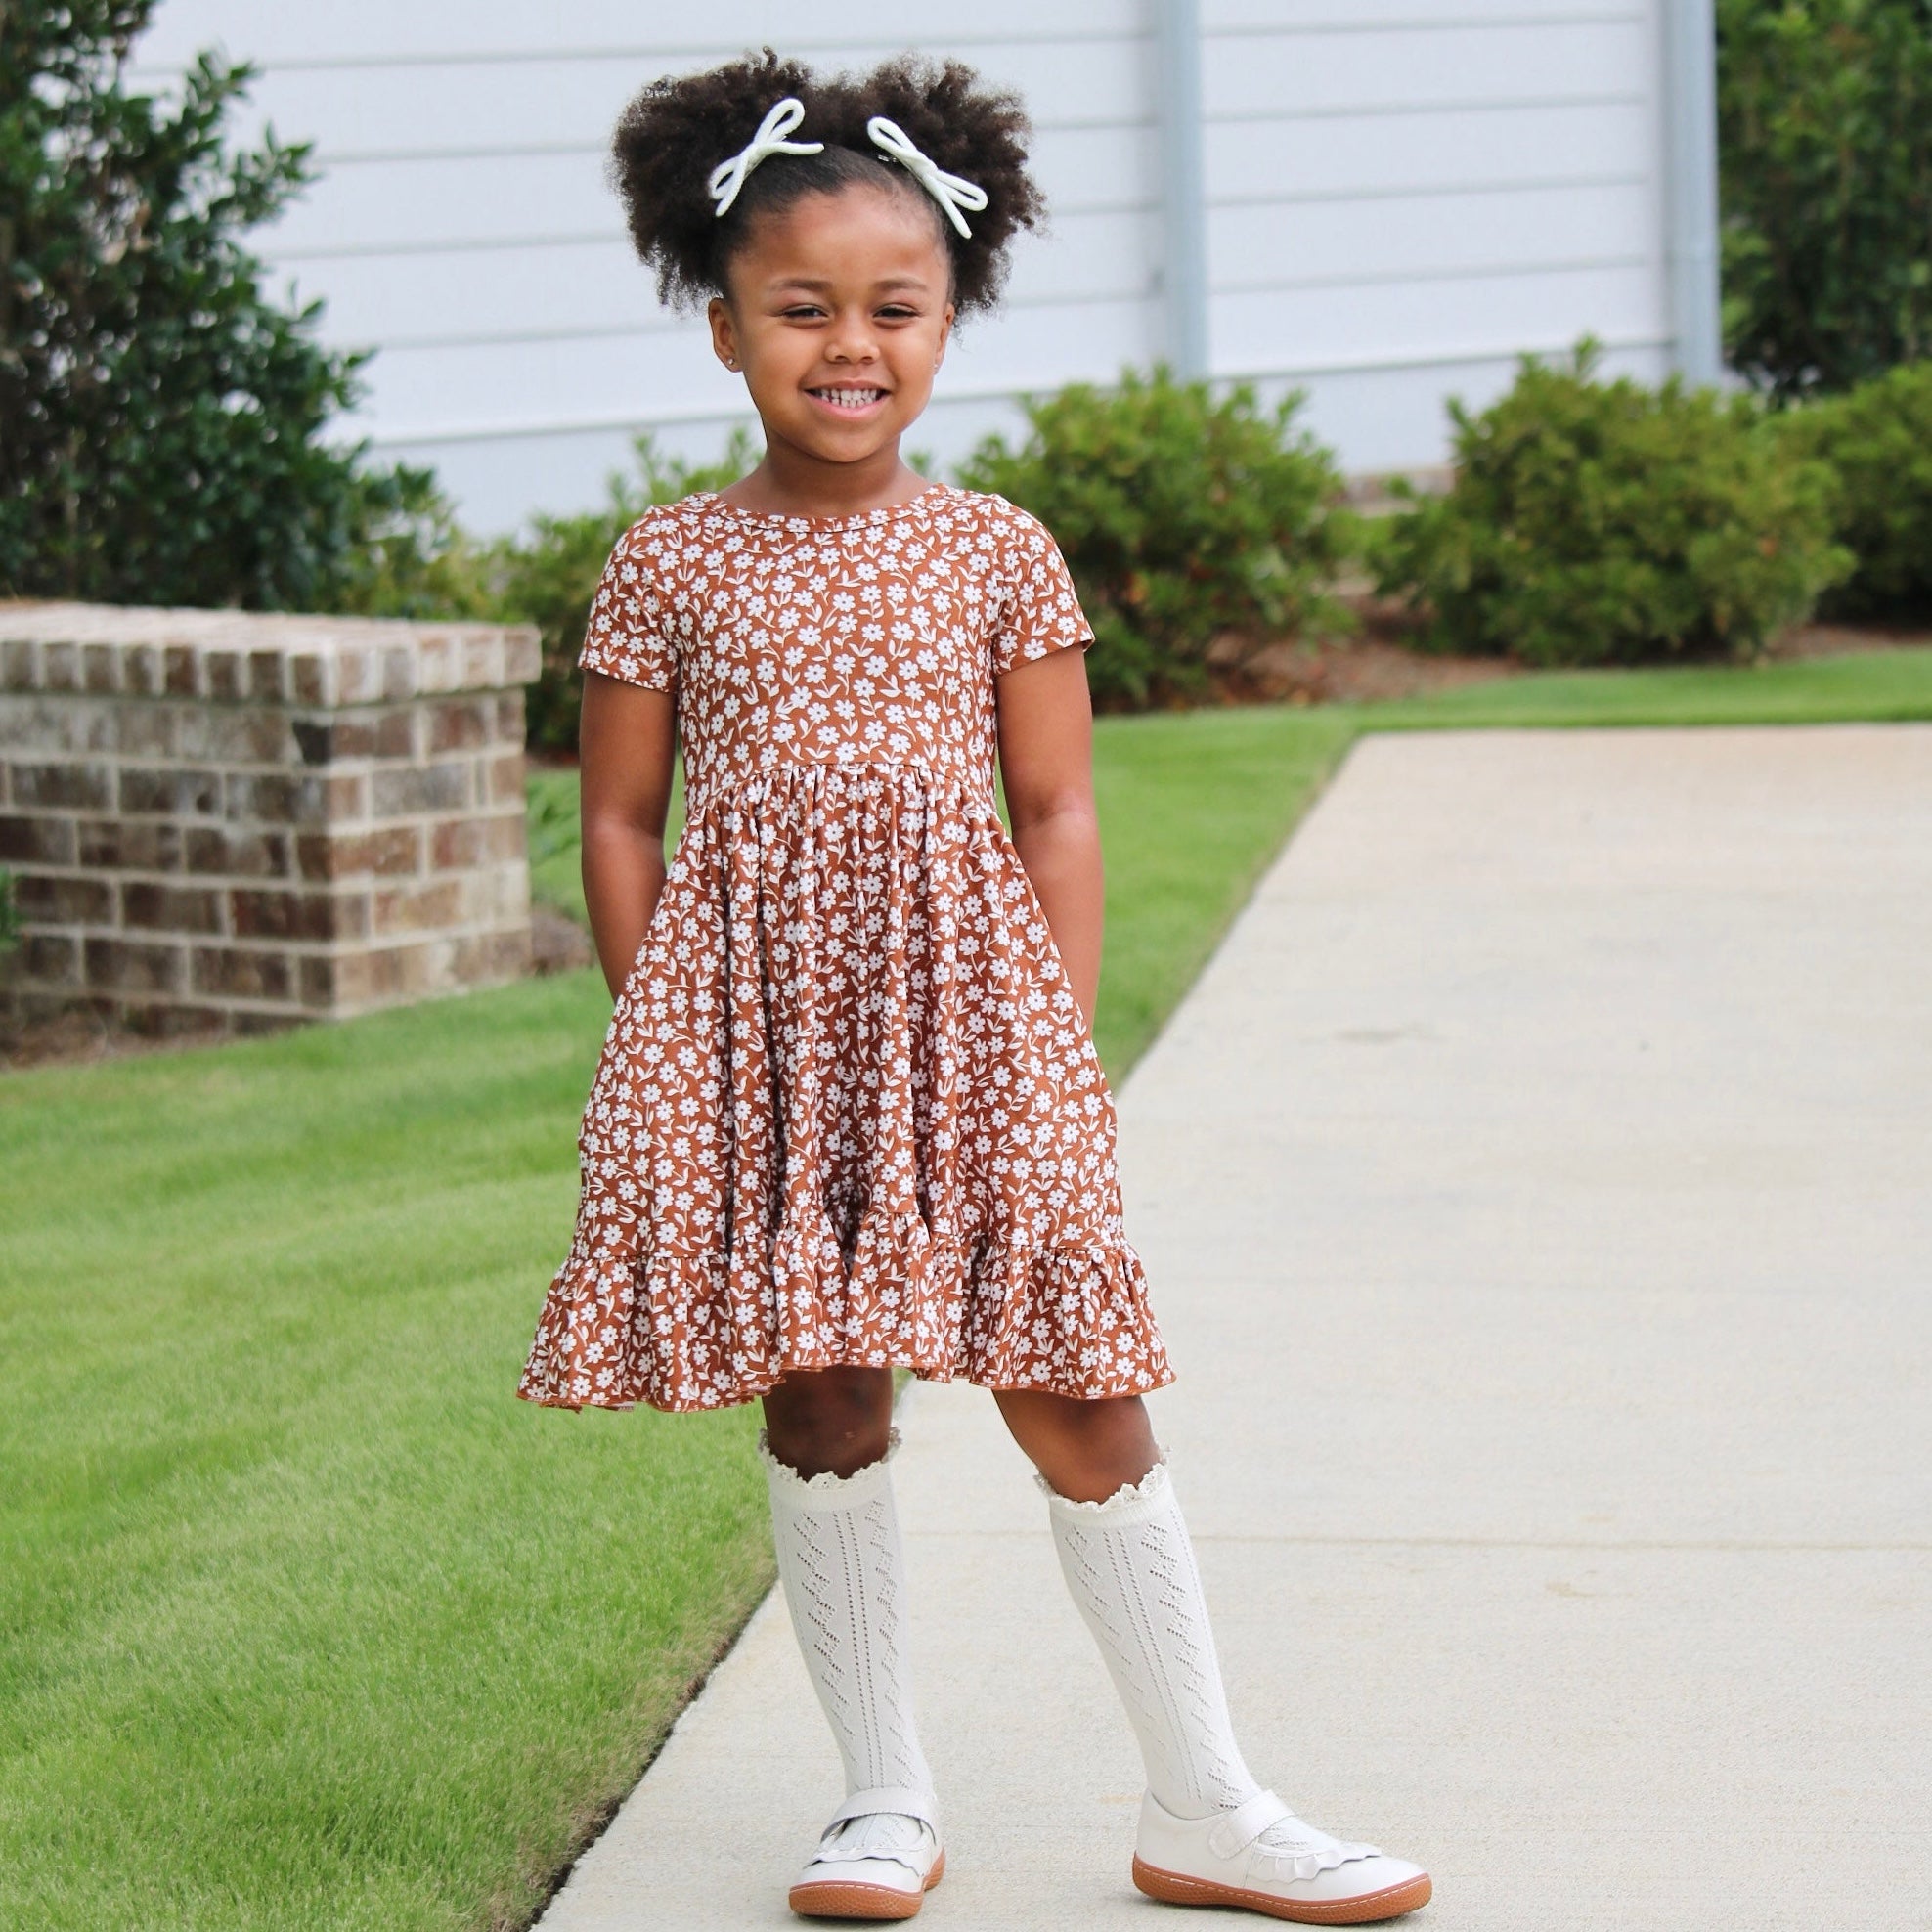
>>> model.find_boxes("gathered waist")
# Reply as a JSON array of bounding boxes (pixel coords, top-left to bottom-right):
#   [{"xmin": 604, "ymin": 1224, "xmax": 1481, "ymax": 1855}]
[{"xmin": 683, "ymin": 755, "xmax": 998, "ymax": 820}]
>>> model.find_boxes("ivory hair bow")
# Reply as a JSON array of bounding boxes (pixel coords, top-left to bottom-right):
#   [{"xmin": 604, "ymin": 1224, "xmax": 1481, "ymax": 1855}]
[
  {"xmin": 866, "ymin": 115, "xmax": 989, "ymax": 238},
  {"xmin": 707, "ymin": 97, "xmax": 824, "ymax": 216}
]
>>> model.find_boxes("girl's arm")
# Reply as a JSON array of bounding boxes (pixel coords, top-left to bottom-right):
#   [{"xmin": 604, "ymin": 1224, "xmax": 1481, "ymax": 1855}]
[
  {"xmin": 994, "ymin": 648, "xmax": 1104, "ymax": 1025},
  {"xmin": 578, "ymin": 670, "xmax": 678, "ymax": 998}
]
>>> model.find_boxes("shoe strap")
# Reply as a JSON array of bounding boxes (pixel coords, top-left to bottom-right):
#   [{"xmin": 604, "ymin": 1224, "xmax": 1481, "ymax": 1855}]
[
  {"xmin": 1208, "ymin": 1789, "xmax": 1294, "ymax": 1861},
  {"xmin": 827, "ymin": 1785, "xmax": 940, "ymax": 1832}
]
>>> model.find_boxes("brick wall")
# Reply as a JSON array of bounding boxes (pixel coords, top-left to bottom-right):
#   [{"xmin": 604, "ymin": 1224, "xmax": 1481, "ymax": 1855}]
[{"xmin": 1, "ymin": 602, "xmax": 541, "ymax": 1036}]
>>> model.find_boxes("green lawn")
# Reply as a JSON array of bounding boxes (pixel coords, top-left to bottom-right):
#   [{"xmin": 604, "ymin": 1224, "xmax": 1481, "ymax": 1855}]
[
  {"xmin": 5, "ymin": 643, "xmax": 1928, "ymax": 1931},
  {"xmin": 1, "ymin": 978, "xmax": 769, "ymax": 1932}
]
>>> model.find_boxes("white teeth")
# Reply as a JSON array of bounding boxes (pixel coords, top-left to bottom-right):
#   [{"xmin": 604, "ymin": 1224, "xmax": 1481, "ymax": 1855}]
[{"xmin": 815, "ymin": 387, "xmax": 884, "ymax": 410}]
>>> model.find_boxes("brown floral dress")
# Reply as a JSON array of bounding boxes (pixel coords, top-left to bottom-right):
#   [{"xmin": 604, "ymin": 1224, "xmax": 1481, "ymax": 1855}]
[{"xmin": 517, "ymin": 483, "xmax": 1173, "ymax": 1412}]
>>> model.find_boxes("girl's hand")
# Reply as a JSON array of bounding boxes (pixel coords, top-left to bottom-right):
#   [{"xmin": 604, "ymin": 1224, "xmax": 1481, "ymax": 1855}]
[
  {"xmin": 578, "ymin": 670, "xmax": 677, "ymax": 998},
  {"xmin": 994, "ymin": 648, "xmax": 1104, "ymax": 1027}
]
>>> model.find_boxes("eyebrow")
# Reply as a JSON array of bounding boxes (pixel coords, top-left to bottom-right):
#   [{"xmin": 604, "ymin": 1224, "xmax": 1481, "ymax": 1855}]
[{"xmin": 768, "ymin": 275, "xmax": 932, "ymax": 294}]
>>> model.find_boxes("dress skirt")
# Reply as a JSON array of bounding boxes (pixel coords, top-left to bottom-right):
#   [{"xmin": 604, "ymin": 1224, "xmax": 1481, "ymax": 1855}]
[{"xmin": 517, "ymin": 758, "xmax": 1172, "ymax": 1413}]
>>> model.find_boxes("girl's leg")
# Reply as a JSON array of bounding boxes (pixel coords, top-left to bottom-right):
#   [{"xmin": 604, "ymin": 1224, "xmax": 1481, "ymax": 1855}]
[
  {"xmin": 996, "ymin": 1388, "xmax": 1431, "ymax": 1921},
  {"xmin": 995, "ymin": 1388, "xmax": 1260, "ymax": 1815},
  {"xmin": 991, "ymin": 1386, "xmax": 1159, "ymax": 1503},
  {"xmin": 760, "ymin": 1367, "xmax": 944, "ymax": 1919},
  {"xmin": 763, "ymin": 1362, "xmax": 895, "ymax": 1478}
]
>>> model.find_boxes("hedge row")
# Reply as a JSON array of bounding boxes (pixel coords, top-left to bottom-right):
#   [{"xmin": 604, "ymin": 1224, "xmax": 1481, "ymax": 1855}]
[
  {"xmin": 1372, "ymin": 344, "xmax": 1931, "ymax": 664},
  {"xmin": 397, "ymin": 346, "xmax": 1925, "ymax": 744}
]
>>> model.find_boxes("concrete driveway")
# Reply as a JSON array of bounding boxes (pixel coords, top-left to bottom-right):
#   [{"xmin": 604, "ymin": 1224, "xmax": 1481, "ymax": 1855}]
[{"xmin": 540, "ymin": 724, "xmax": 1932, "ymax": 1931}]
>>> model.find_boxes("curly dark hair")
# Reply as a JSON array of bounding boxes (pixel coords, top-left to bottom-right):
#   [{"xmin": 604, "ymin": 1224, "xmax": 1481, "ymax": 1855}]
[{"xmin": 609, "ymin": 48, "xmax": 1045, "ymax": 316}]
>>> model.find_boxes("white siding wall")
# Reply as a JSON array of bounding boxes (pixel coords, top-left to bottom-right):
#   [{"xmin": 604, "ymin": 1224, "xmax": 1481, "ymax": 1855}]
[
  {"xmin": 137, "ymin": 0, "xmax": 1675, "ymax": 530},
  {"xmin": 1199, "ymin": 1, "xmax": 1675, "ymax": 468}
]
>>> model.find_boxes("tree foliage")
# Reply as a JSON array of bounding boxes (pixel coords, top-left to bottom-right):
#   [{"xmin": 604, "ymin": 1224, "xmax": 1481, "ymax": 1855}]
[
  {"xmin": 0, "ymin": 0, "xmax": 419, "ymax": 607},
  {"xmin": 1718, "ymin": 0, "xmax": 1932, "ymax": 397}
]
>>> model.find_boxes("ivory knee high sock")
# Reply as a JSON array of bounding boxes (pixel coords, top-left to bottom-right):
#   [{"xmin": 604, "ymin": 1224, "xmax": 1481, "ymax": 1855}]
[
  {"xmin": 761, "ymin": 1428, "xmax": 936, "ymax": 1812},
  {"xmin": 1041, "ymin": 1458, "xmax": 1262, "ymax": 1820}
]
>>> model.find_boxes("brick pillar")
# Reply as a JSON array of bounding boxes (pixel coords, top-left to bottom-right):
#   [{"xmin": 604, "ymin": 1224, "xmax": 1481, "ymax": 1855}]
[{"xmin": 1, "ymin": 603, "xmax": 541, "ymax": 1037}]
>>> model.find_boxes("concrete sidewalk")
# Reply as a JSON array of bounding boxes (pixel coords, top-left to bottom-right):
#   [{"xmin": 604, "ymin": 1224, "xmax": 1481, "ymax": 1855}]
[{"xmin": 540, "ymin": 724, "xmax": 1932, "ymax": 1932}]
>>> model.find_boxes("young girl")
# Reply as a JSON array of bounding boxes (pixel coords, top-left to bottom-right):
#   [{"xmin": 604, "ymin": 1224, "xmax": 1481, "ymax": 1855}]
[{"xmin": 519, "ymin": 49, "xmax": 1430, "ymax": 1926}]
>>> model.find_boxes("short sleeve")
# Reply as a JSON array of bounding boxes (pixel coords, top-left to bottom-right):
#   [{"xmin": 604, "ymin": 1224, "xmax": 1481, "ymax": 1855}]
[
  {"xmin": 989, "ymin": 507, "xmax": 1094, "ymax": 676},
  {"xmin": 577, "ymin": 523, "xmax": 677, "ymax": 693}
]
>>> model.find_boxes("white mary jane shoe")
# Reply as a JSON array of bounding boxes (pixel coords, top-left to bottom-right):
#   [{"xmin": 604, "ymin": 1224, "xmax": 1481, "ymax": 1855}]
[
  {"xmin": 788, "ymin": 1788, "xmax": 945, "ymax": 1922},
  {"xmin": 1132, "ymin": 1789, "xmax": 1431, "ymax": 1924}
]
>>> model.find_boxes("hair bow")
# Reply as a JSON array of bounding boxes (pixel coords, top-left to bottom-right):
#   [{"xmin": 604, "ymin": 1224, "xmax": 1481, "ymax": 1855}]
[
  {"xmin": 708, "ymin": 97, "xmax": 825, "ymax": 217},
  {"xmin": 866, "ymin": 115, "xmax": 989, "ymax": 238}
]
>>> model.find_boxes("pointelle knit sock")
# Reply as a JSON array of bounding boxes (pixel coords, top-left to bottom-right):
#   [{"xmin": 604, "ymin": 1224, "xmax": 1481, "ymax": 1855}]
[
  {"xmin": 1040, "ymin": 1456, "xmax": 1272, "ymax": 1820},
  {"xmin": 760, "ymin": 1427, "xmax": 937, "ymax": 1825}
]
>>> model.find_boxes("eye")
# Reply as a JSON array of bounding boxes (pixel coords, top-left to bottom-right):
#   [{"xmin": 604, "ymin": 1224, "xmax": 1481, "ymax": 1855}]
[
  {"xmin": 876, "ymin": 304, "xmax": 920, "ymax": 321},
  {"xmin": 780, "ymin": 303, "xmax": 827, "ymax": 320}
]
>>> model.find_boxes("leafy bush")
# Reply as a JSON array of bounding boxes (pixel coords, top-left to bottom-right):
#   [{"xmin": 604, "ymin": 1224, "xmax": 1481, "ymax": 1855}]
[
  {"xmin": 1775, "ymin": 360, "xmax": 1932, "ymax": 619},
  {"xmin": 1372, "ymin": 339, "xmax": 1851, "ymax": 666},
  {"xmin": 326, "ymin": 467, "xmax": 495, "ymax": 624},
  {"xmin": 1718, "ymin": 0, "xmax": 1932, "ymax": 397},
  {"xmin": 957, "ymin": 368, "xmax": 1357, "ymax": 706},
  {"xmin": 0, "ymin": 869, "xmax": 18, "ymax": 954},
  {"xmin": 0, "ymin": 2, "xmax": 420, "ymax": 609}
]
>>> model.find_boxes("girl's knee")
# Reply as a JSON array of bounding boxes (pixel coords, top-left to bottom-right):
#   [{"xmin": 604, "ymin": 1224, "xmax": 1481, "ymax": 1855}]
[
  {"xmin": 762, "ymin": 1367, "xmax": 895, "ymax": 1479},
  {"xmin": 994, "ymin": 1388, "xmax": 1158, "ymax": 1502}
]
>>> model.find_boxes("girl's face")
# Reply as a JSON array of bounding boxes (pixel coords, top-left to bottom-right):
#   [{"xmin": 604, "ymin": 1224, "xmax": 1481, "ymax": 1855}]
[{"xmin": 708, "ymin": 182, "xmax": 954, "ymax": 473}]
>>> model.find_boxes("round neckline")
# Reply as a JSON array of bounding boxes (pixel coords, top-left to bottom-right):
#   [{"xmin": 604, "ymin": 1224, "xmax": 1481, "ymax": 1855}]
[{"xmin": 696, "ymin": 481, "xmax": 956, "ymax": 527}]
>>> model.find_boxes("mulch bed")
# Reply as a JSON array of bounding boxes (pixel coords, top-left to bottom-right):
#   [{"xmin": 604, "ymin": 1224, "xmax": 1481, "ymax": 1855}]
[{"xmin": 1194, "ymin": 595, "xmax": 1932, "ymax": 709}]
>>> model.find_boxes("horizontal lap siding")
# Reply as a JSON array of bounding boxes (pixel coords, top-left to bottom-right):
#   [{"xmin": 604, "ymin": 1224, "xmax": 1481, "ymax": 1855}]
[
  {"xmin": 138, "ymin": 2, "xmax": 1162, "ymax": 527},
  {"xmin": 138, "ymin": 0, "xmax": 1675, "ymax": 517},
  {"xmin": 1198, "ymin": 0, "xmax": 1672, "ymax": 469},
  {"xmin": 138, "ymin": 0, "xmax": 1150, "ymax": 65}
]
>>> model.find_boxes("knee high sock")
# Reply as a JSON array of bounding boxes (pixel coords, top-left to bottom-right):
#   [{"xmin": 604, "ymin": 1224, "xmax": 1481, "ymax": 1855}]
[
  {"xmin": 1041, "ymin": 1458, "xmax": 1262, "ymax": 1820},
  {"xmin": 761, "ymin": 1428, "xmax": 935, "ymax": 1811}
]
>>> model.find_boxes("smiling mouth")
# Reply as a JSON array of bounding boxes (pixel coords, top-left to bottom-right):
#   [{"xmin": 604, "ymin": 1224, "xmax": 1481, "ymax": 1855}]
[{"xmin": 809, "ymin": 385, "xmax": 889, "ymax": 413}]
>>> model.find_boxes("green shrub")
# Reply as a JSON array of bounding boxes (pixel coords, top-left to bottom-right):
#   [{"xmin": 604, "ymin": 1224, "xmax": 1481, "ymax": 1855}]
[
  {"xmin": 0, "ymin": 869, "xmax": 18, "ymax": 954},
  {"xmin": 957, "ymin": 368, "xmax": 1357, "ymax": 707},
  {"xmin": 327, "ymin": 466, "xmax": 496, "ymax": 624},
  {"xmin": 1776, "ymin": 360, "xmax": 1932, "ymax": 619},
  {"xmin": 1718, "ymin": 0, "xmax": 1932, "ymax": 398},
  {"xmin": 1372, "ymin": 339, "xmax": 1851, "ymax": 666},
  {"xmin": 0, "ymin": 3, "xmax": 421, "ymax": 610}
]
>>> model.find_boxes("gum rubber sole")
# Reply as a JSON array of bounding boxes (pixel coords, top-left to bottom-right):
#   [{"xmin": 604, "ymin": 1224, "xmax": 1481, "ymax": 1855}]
[
  {"xmin": 790, "ymin": 1847, "xmax": 945, "ymax": 1921},
  {"xmin": 1133, "ymin": 1854, "xmax": 1431, "ymax": 1924}
]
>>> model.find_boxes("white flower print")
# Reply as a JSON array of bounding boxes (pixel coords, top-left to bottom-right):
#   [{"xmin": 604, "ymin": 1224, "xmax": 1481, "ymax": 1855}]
[{"xmin": 517, "ymin": 485, "xmax": 1172, "ymax": 1413}]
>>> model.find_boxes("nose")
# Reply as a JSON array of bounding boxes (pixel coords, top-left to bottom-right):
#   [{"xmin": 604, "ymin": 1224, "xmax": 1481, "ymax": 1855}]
[{"xmin": 824, "ymin": 306, "xmax": 879, "ymax": 366}]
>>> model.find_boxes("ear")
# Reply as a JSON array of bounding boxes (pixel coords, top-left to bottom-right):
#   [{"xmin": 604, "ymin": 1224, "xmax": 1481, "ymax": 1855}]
[
  {"xmin": 708, "ymin": 295, "xmax": 741, "ymax": 373},
  {"xmin": 935, "ymin": 301, "xmax": 955, "ymax": 371}
]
